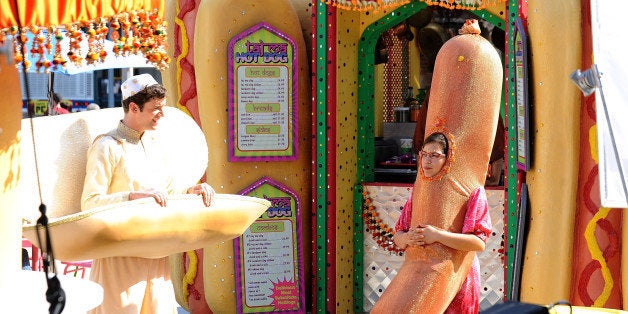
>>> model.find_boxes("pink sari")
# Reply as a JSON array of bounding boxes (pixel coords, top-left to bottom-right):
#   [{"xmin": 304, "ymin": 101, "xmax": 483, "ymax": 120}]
[{"xmin": 393, "ymin": 187, "xmax": 492, "ymax": 314}]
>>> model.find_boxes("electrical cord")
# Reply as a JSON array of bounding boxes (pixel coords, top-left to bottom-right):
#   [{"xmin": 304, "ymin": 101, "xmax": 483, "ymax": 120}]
[{"xmin": 13, "ymin": 1, "xmax": 66, "ymax": 312}]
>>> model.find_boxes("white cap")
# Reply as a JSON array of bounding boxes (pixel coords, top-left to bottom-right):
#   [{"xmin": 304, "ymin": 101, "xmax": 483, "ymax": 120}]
[{"xmin": 121, "ymin": 74, "xmax": 159, "ymax": 100}]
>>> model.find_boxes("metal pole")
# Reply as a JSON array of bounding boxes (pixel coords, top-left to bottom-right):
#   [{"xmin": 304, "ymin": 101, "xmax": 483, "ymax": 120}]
[{"xmin": 107, "ymin": 69, "xmax": 114, "ymax": 108}]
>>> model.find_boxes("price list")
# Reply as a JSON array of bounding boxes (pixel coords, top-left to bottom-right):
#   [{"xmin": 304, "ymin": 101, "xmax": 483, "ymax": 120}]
[
  {"xmin": 237, "ymin": 65, "xmax": 290, "ymax": 151},
  {"xmin": 242, "ymin": 220, "xmax": 295, "ymax": 307},
  {"xmin": 514, "ymin": 21, "xmax": 529, "ymax": 170}
]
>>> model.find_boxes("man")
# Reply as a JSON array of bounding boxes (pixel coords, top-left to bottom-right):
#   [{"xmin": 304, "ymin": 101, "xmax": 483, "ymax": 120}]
[
  {"xmin": 81, "ymin": 74, "xmax": 215, "ymax": 313},
  {"xmin": 86, "ymin": 102, "xmax": 101, "ymax": 111}
]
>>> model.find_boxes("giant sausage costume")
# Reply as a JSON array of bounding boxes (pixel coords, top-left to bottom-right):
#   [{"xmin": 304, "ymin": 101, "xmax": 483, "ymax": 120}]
[{"xmin": 371, "ymin": 20, "xmax": 503, "ymax": 312}]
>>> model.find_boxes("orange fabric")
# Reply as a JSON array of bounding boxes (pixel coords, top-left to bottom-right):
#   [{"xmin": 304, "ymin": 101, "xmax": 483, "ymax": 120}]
[
  {"xmin": 0, "ymin": 0, "xmax": 164, "ymax": 28},
  {"xmin": 371, "ymin": 23, "xmax": 503, "ymax": 313}
]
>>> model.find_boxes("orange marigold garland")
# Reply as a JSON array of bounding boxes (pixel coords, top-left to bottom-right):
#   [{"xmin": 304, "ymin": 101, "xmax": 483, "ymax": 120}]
[
  {"xmin": 9, "ymin": 26, "xmax": 29, "ymax": 68},
  {"xmin": 66, "ymin": 23, "xmax": 85, "ymax": 66},
  {"xmin": 362, "ymin": 190, "xmax": 404, "ymax": 256},
  {"xmin": 51, "ymin": 28, "xmax": 67, "ymax": 70}
]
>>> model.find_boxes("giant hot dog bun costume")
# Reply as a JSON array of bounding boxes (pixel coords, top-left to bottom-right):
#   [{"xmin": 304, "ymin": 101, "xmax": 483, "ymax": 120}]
[
  {"xmin": 21, "ymin": 106, "xmax": 270, "ymax": 261},
  {"xmin": 371, "ymin": 20, "xmax": 503, "ymax": 312}
]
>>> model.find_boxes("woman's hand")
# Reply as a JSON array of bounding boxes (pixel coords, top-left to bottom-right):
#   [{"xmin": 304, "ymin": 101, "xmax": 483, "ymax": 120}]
[
  {"xmin": 416, "ymin": 224, "xmax": 486, "ymax": 251},
  {"xmin": 129, "ymin": 190, "xmax": 168, "ymax": 207},
  {"xmin": 187, "ymin": 183, "xmax": 215, "ymax": 207},
  {"xmin": 395, "ymin": 228, "xmax": 426, "ymax": 248},
  {"xmin": 393, "ymin": 231, "xmax": 409, "ymax": 249},
  {"xmin": 417, "ymin": 224, "xmax": 442, "ymax": 245}
]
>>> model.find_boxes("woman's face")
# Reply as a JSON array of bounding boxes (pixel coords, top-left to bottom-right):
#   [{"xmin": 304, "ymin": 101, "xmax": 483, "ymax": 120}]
[{"xmin": 420, "ymin": 142, "xmax": 447, "ymax": 178}]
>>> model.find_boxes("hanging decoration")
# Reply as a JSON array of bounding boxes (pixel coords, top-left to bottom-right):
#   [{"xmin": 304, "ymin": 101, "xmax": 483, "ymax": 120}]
[
  {"xmin": 0, "ymin": 9, "xmax": 169, "ymax": 72},
  {"xmin": 324, "ymin": 0, "xmax": 505, "ymax": 11},
  {"xmin": 325, "ymin": 0, "xmax": 410, "ymax": 11},
  {"xmin": 362, "ymin": 190, "xmax": 404, "ymax": 255},
  {"xmin": 420, "ymin": 0, "xmax": 506, "ymax": 10}
]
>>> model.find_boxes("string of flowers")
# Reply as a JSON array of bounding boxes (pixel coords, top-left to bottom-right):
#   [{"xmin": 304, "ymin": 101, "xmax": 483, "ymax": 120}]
[
  {"xmin": 362, "ymin": 190, "xmax": 404, "ymax": 256},
  {"xmin": 0, "ymin": 9, "xmax": 169, "ymax": 72},
  {"xmin": 323, "ymin": 0, "xmax": 505, "ymax": 11},
  {"xmin": 422, "ymin": 0, "xmax": 506, "ymax": 10},
  {"xmin": 325, "ymin": 0, "xmax": 410, "ymax": 12}
]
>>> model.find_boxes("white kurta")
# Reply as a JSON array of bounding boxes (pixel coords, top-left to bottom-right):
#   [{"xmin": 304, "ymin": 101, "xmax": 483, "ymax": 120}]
[{"xmin": 82, "ymin": 121, "xmax": 177, "ymax": 314}]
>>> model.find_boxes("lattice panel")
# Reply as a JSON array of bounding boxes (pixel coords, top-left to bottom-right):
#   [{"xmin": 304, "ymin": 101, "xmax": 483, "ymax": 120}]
[
  {"xmin": 478, "ymin": 189, "xmax": 506, "ymax": 310},
  {"xmin": 362, "ymin": 184, "xmax": 410, "ymax": 312},
  {"xmin": 361, "ymin": 185, "xmax": 505, "ymax": 311},
  {"xmin": 382, "ymin": 30, "xmax": 409, "ymax": 122}
]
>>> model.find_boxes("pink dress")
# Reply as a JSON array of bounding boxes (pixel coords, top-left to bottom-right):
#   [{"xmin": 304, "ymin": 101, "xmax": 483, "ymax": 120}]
[{"xmin": 395, "ymin": 187, "xmax": 492, "ymax": 314}]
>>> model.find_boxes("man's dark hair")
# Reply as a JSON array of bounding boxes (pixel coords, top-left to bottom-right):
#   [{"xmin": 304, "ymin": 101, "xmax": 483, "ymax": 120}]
[{"xmin": 122, "ymin": 84, "xmax": 167, "ymax": 112}]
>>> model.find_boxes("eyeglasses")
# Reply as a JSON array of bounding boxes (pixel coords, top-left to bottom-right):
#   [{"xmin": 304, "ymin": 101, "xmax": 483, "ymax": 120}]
[{"xmin": 419, "ymin": 151, "xmax": 446, "ymax": 160}]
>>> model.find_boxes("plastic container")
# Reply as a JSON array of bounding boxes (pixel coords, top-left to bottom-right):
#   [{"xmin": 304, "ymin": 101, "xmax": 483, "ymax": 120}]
[
  {"xmin": 399, "ymin": 138, "xmax": 413, "ymax": 155},
  {"xmin": 410, "ymin": 102, "xmax": 420, "ymax": 122}
]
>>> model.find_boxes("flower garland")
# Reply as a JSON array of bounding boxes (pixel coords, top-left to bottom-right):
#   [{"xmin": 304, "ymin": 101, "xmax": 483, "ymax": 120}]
[
  {"xmin": 422, "ymin": 0, "xmax": 506, "ymax": 10},
  {"xmin": 324, "ymin": 0, "xmax": 410, "ymax": 12},
  {"xmin": 362, "ymin": 190, "xmax": 404, "ymax": 256},
  {"xmin": 323, "ymin": 0, "xmax": 505, "ymax": 11},
  {"xmin": 0, "ymin": 9, "xmax": 169, "ymax": 72}
]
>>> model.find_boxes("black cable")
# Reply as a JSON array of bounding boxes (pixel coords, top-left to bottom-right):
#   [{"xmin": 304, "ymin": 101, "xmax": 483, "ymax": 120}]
[
  {"xmin": 13, "ymin": 0, "xmax": 66, "ymax": 312},
  {"xmin": 36, "ymin": 204, "xmax": 66, "ymax": 314}
]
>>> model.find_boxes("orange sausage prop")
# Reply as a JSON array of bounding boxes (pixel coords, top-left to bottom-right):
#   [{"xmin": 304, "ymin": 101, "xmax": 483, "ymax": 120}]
[{"xmin": 372, "ymin": 20, "xmax": 503, "ymax": 312}]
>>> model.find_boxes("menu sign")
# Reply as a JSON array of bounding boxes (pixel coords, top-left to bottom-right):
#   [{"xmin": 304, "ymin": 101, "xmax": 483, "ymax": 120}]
[
  {"xmin": 228, "ymin": 22, "xmax": 298, "ymax": 161},
  {"xmin": 32, "ymin": 100, "xmax": 49, "ymax": 116},
  {"xmin": 235, "ymin": 177, "xmax": 305, "ymax": 314},
  {"xmin": 515, "ymin": 19, "xmax": 531, "ymax": 171}
]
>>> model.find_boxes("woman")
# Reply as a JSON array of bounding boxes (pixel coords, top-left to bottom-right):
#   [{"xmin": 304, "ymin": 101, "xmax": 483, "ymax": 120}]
[{"xmin": 371, "ymin": 132, "xmax": 492, "ymax": 313}]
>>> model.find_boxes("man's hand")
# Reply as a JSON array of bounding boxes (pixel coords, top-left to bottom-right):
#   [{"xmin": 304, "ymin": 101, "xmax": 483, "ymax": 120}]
[
  {"xmin": 129, "ymin": 190, "xmax": 168, "ymax": 207},
  {"xmin": 187, "ymin": 183, "xmax": 215, "ymax": 207}
]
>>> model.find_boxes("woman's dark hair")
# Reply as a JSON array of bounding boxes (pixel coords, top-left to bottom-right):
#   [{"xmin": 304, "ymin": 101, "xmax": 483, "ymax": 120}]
[
  {"xmin": 423, "ymin": 132, "xmax": 449, "ymax": 157},
  {"xmin": 122, "ymin": 84, "xmax": 167, "ymax": 112},
  {"xmin": 52, "ymin": 92, "xmax": 62, "ymax": 104}
]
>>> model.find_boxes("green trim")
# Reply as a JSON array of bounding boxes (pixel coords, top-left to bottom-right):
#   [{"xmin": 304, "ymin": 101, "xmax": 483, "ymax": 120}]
[
  {"xmin": 354, "ymin": 3, "xmax": 428, "ymax": 312},
  {"xmin": 315, "ymin": 1, "xmax": 328, "ymax": 313},
  {"xmin": 353, "ymin": 184, "xmax": 365, "ymax": 312},
  {"xmin": 473, "ymin": 10, "xmax": 506, "ymax": 31},
  {"xmin": 505, "ymin": 0, "xmax": 519, "ymax": 300}
]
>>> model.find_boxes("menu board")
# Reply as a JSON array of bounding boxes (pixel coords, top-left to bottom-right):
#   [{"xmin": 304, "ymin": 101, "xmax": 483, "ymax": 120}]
[
  {"xmin": 235, "ymin": 177, "xmax": 305, "ymax": 314},
  {"xmin": 515, "ymin": 18, "xmax": 531, "ymax": 171},
  {"xmin": 228, "ymin": 22, "xmax": 298, "ymax": 161}
]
